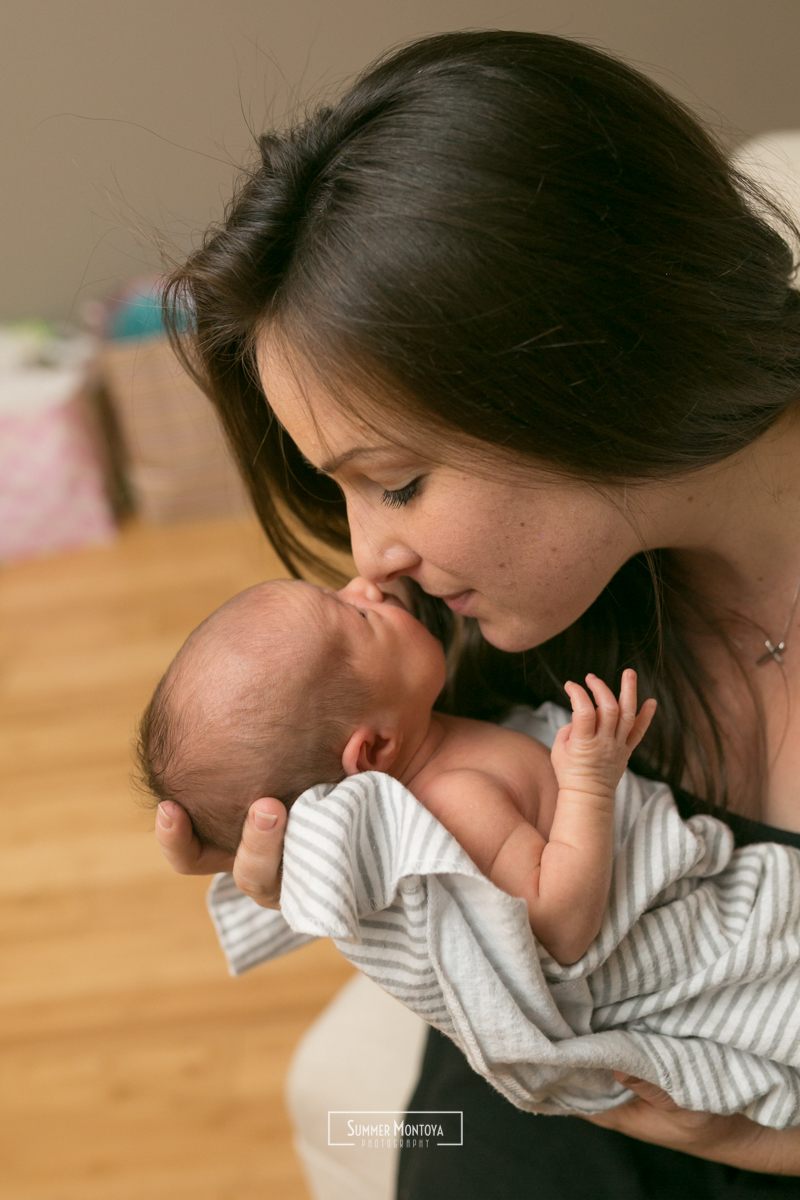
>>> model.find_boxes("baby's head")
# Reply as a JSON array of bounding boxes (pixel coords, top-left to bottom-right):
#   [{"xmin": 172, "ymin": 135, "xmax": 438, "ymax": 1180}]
[{"xmin": 136, "ymin": 578, "xmax": 446, "ymax": 853}]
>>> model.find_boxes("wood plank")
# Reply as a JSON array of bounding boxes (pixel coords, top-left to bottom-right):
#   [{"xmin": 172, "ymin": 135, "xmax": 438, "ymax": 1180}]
[{"xmin": 0, "ymin": 517, "xmax": 355, "ymax": 1198}]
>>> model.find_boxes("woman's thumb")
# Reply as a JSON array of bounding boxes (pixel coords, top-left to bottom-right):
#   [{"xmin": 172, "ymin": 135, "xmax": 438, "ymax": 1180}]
[{"xmin": 232, "ymin": 798, "xmax": 287, "ymax": 908}]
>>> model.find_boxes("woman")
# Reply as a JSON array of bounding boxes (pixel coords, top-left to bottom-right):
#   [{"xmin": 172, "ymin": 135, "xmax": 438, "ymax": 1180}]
[{"xmin": 156, "ymin": 31, "xmax": 800, "ymax": 1194}]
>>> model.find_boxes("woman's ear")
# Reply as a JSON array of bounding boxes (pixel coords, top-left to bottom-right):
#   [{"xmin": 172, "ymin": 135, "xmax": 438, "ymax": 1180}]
[{"xmin": 342, "ymin": 725, "xmax": 398, "ymax": 776}]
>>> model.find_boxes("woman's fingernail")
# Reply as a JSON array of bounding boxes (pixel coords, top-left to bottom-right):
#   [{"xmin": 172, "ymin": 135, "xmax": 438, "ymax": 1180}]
[
  {"xmin": 253, "ymin": 806, "xmax": 278, "ymax": 832},
  {"xmin": 157, "ymin": 803, "xmax": 173, "ymax": 829}
]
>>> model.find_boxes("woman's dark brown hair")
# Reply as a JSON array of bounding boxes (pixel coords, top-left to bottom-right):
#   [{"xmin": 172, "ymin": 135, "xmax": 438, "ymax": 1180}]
[{"xmin": 163, "ymin": 30, "xmax": 800, "ymax": 813}]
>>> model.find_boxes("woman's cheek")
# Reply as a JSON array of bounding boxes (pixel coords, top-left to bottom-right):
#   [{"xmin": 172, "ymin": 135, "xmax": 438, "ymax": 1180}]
[{"xmin": 416, "ymin": 495, "xmax": 494, "ymax": 574}]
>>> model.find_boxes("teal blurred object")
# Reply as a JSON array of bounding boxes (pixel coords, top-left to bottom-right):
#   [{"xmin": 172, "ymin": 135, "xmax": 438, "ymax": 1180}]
[{"xmin": 108, "ymin": 281, "xmax": 190, "ymax": 341}]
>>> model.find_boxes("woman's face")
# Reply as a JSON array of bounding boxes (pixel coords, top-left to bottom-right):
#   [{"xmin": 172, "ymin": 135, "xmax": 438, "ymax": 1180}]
[{"xmin": 259, "ymin": 346, "xmax": 647, "ymax": 653}]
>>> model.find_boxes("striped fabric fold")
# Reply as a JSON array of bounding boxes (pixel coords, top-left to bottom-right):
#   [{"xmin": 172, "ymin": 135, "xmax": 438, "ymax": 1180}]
[{"xmin": 206, "ymin": 703, "xmax": 800, "ymax": 1127}]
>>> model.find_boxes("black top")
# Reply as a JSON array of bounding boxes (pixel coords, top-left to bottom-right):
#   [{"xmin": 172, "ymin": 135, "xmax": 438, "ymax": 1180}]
[
  {"xmin": 714, "ymin": 811, "xmax": 800, "ymax": 852},
  {"xmin": 397, "ymin": 817, "xmax": 800, "ymax": 1199}
]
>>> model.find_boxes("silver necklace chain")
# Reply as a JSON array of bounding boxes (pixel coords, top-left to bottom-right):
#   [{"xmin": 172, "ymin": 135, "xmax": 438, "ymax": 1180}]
[{"xmin": 756, "ymin": 571, "xmax": 800, "ymax": 666}]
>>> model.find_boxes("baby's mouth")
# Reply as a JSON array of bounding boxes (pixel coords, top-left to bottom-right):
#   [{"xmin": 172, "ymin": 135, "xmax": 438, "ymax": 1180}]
[
  {"xmin": 380, "ymin": 589, "xmax": 410, "ymax": 612},
  {"xmin": 379, "ymin": 581, "xmax": 412, "ymax": 612}
]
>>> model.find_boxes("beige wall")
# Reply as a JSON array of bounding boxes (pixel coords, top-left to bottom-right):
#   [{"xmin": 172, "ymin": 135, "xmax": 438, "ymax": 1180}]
[{"xmin": 4, "ymin": 0, "xmax": 800, "ymax": 323}]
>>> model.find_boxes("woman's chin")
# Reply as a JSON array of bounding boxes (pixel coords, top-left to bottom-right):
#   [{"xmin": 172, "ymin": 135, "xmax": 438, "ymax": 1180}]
[{"xmin": 475, "ymin": 616, "xmax": 538, "ymax": 654}]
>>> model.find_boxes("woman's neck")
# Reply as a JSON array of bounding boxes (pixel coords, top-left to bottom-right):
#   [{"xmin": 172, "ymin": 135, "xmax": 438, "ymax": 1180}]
[
  {"xmin": 642, "ymin": 408, "xmax": 800, "ymax": 630},
  {"xmin": 637, "ymin": 405, "xmax": 800, "ymax": 828}
]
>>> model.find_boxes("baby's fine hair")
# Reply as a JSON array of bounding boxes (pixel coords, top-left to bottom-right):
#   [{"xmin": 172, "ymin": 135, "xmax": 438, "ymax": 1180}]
[{"xmin": 135, "ymin": 581, "xmax": 374, "ymax": 853}]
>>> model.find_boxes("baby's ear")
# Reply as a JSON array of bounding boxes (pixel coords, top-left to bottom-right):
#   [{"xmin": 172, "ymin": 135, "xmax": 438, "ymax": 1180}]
[{"xmin": 342, "ymin": 726, "xmax": 398, "ymax": 776}]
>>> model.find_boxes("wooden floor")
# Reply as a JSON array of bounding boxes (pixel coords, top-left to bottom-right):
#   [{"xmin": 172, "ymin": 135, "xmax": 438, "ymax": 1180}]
[{"xmin": 0, "ymin": 517, "xmax": 355, "ymax": 1200}]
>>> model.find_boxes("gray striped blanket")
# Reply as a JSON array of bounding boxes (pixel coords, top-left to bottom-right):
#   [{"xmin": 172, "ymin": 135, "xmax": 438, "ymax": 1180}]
[{"xmin": 207, "ymin": 703, "xmax": 800, "ymax": 1128}]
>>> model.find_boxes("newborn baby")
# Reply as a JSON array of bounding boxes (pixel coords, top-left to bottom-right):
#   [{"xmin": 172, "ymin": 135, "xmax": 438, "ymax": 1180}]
[{"xmin": 138, "ymin": 577, "xmax": 655, "ymax": 965}]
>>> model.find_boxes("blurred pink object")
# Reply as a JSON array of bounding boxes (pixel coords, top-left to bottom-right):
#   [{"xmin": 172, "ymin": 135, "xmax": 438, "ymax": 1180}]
[{"xmin": 0, "ymin": 367, "xmax": 115, "ymax": 563}]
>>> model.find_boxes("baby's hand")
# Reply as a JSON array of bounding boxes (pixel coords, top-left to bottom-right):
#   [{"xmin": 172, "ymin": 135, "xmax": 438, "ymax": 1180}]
[{"xmin": 550, "ymin": 669, "xmax": 657, "ymax": 800}]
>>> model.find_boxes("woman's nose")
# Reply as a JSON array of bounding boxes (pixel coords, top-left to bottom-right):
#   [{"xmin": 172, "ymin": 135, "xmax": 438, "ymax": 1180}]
[
  {"xmin": 348, "ymin": 510, "xmax": 421, "ymax": 584},
  {"xmin": 336, "ymin": 576, "xmax": 384, "ymax": 604}
]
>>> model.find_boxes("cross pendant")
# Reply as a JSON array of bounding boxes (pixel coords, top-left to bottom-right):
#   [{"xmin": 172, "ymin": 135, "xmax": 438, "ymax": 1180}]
[{"xmin": 757, "ymin": 638, "xmax": 786, "ymax": 666}]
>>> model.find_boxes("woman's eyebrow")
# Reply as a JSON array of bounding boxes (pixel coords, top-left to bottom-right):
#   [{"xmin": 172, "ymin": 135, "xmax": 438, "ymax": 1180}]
[{"xmin": 317, "ymin": 446, "xmax": 385, "ymax": 474}]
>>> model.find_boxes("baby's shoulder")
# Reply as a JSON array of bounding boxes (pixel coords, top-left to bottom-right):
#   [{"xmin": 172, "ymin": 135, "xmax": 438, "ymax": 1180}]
[
  {"xmin": 414, "ymin": 766, "xmax": 523, "ymax": 836},
  {"xmin": 421, "ymin": 764, "xmax": 511, "ymax": 800},
  {"xmin": 441, "ymin": 714, "xmax": 552, "ymax": 769},
  {"xmin": 431, "ymin": 715, "xmax": 554, "ymax": 822}
]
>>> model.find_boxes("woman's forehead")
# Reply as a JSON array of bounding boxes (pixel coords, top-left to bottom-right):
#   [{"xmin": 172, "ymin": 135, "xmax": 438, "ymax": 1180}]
[
  {"xmin": 256, "ymin": 332, "xmax": 542, "ymax": 482},
  {"xmin": 258, "ymin": 337, "xmax": 414, "ymax": 466}
]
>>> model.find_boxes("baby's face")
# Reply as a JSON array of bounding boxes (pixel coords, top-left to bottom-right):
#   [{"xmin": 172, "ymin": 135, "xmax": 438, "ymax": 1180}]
[
  {"xmin": 263, "ymin": 573, "xmax": 443, "ymax": 720},
  {"xmin": 287, "ymin": 576, "xmax": 447, "ymax": 717},
  {"xmin": 334, "ymin": 575, "xmax": 447, "ymax": 709}
]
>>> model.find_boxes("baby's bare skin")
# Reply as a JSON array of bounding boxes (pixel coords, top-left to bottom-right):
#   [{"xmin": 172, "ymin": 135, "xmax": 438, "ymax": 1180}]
[
  {"xmin": 148, "ymin": 575, "xmax": 654, "ymax": 967},
  {"xmin": 391, "ymin": 671, "xmax": 654, "ymax": 965}
]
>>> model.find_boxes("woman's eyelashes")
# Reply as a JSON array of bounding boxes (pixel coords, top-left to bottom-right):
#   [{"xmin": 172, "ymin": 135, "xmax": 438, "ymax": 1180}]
[{"xmin": 381, "ymin": 478, "xmax": 421, "ymax": 508}]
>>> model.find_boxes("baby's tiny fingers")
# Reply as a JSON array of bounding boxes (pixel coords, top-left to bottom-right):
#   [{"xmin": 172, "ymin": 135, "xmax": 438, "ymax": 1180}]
[
  {"xmin": 615, "ymin": 669, "xmax": 639, "ymax": 736},
  {"xmin": 626, "ymin": 697, "xmax": 658, "ymax": 750},
  {"xmin": 585, "ymin": 673, "xmax": 619, "ymax": 737},
  {"xmin": 564, "ymin": 680, "xmax": 598, "ymax": 739}
]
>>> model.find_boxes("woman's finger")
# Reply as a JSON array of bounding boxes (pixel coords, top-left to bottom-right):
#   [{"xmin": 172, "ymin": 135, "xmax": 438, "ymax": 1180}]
[
  {"xmin": 156, "ymin": 800, "xmax": 234, "ymax": 875},
  {"xmin": 231, "ymin": 797, "xmax": 288, "ymax": 909},
  {"xmin": 614, "ymin": 1072, "xmax": 682, "ymax": 1111}
]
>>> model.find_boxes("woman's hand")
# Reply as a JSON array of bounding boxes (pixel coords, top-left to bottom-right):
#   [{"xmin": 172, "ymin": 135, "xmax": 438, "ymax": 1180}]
[
  {"xmin": 585, "ymin": 1074, "xmax": 800, "ymax": 1175},
  {"xmin": 155, "ymin": 797, "xmax": 287, "ymax": 908}
]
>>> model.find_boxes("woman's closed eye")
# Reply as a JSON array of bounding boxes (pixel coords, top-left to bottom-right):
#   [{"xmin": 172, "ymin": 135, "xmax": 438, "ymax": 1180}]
[{"xmin": 381, "ymin": 478, "xmax": 421, "ymax": 508}]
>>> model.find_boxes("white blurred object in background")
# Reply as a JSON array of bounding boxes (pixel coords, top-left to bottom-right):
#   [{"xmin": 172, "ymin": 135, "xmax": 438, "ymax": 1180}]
[
  {"xmin": 0, "ymin": 326, "xmax": 116, "ymax": 563},
  {"xmin": 733, "ymin": 131, "xmax": 800, "ymax": 280}
]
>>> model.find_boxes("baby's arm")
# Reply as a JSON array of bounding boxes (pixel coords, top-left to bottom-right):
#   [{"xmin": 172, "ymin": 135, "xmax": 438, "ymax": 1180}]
[
  {"xmin": 526, "ymin": 670, "xmax": 656, "ymax": 963},
  {"xmin": 415, "ymin": 672, "xmax": 654, "ymax": 965}
]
